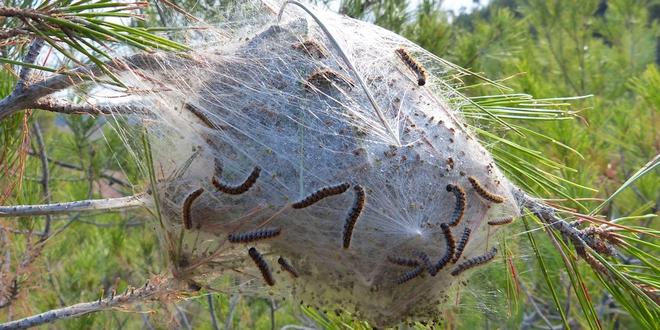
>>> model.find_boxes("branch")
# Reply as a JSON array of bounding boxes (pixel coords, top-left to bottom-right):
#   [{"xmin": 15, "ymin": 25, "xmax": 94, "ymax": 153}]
[
  {"xmin": 32, "ymin": 98, "xmax": 151, "ymax": 117},
  {"xmin": 0, "ymin": 193, "xmax": 147, "ymax": 217},
  {"xmin": 0, "ymin": 52, "xmax": 197, "ymax": 121},
  {"xmin": 31, "ymin": 122, "xmax": 51, "ymax": 236},
  {"xmin": 26, "ymin": 151, "xmax": 130, "ymax": 187},
  {"xmin": 0, "ymin": 276, "xmax": 183, "ymax": 330}
]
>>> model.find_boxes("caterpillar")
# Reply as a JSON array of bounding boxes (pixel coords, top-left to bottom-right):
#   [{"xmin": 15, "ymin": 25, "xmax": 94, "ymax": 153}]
[
  {"xmin": 182, "ymin": 188, "xmax": 204, "ymax": 230},
  {"xmin": 441, "ymin": 224, "xmax": 455, "ymax": 259},
  {"xmin": 467, "ymin": 176, "xmax": 505, "ymax": 204},
  {"xmin": 446, "ymin": 184, "xmax": 466, "ymax": 226},
  {"xmin": 395, "ymin": 47, "xmax": 428, "ymax": 86},
  {"xmin": 450, "ymin": 246, "xmax": 498, "ymax": 276},
  {"xmin": 387, "ymin": 255, "xmax": 420, "ymax": 267},
  {"xmin": 416, "ymin": 251, "xmax": 437, "ymax": 276},
  {"xmin": 212, "ymin": 166, "xmax": 261, "ymax": 195},
  {"xmin": 451, "ymin": 227, "xmax": 471, "ymax": 263},
  {"xmin": 292, "ymin": 39, "xmax": 328, "ymax": 59},
  {"xmin": 228, "ymin": 227, "xmax": 281, "ymax": 243},
  {"xmin": 248, "ymin": 247, "xmax": 275, "ymax": 286},
  {"xmin": 185, "ymin": 103, "xmax": 216, "ymax": 129},
  {"xmin": 277, "ymin": 257, "xmax": 300, "ymax": 278},
  {"xmin": 292, "ymin": 182, "xmax": 350, "ymax": 209},
  {"xmin": 488, "ymin": 217, "xmax": 514, "ymax": 226},
  {"xmin": 342, "ymin": 185, "xmax": 365, "ymax": 249},
  {"xmin": 306, "ymin": 68, "xmax": 355, "ymax": 91},
  {"xmin": 394, "ymin": 266, "xmax": 424, "ymax": 285}
]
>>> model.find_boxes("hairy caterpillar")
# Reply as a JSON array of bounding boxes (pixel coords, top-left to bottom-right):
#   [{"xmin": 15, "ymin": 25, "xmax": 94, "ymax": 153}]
[
  {"xmin": 387, "ymin": 255, "xmax": 420, "ymax": 267},
  {"xmin": 446, "ymin": 184, "xmax": 466, "ymax": 226},
  {"xmin": 291, "ymin": 182, "xmax": 350, "ymax": 209},
  {"xmin": 451, "ymin": 228, "xmax": 471, "ymax": 263},
  {"xmin": 292, "ymin": 39, "xmax": 328, "ymax": 59},
  {"xmin": 277, "ymin": 257, "xmax": 300, "ymax": 278},
  {"xmin": 228, "ymin": 227, "xmax": 281, "ymax": 243},
  {"xmin": 342, "ymin": 185, "xmax": 365, "ymax": 249},
  {"xmin": 185, "ymin": 103, "xmax": 216, "ymax": 129},
  {"xmin": 395, "ymin": 47, "xmax": 428, "ymax": 86},
  {"xmin": 395, "ymin": 266, "xmax": 424, "ymax": 285},
  {"xmin": 441, "ymin": 224, "xmax": 455, "ymax": 258},
  {"xmin": 212, "ymin": 166, "xmax": 261, "ymax": 195},
  {"xmin": 416, "ymin": 251, "xmax": 437, "ymax": 276},
  {"xmin": 467, "ymin": 176, "xmax": 505, "ymax": 204},
  {"xmin": 248, "ymin": 247, "xmax": 275, "ymax": 286},
  {"xmin": 488, "ymin": 217, "xmax": 514, "ymax": 226},
  {"xmin": 306, "ymin": 68, "xmax": 355, "ymax": 90},
  {"xmin": 182, "ymin": 188, "xmax": 204, "ymax": 230},
  {"xmin": 450, "ymin": 247, "xmax": 498, "ymax": 276}
]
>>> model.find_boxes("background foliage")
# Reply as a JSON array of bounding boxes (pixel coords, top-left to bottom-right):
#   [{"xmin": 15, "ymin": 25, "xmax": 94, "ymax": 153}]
[{"xmin": 1, "ymin": 0, "xmax": 658, "ymax": 328}]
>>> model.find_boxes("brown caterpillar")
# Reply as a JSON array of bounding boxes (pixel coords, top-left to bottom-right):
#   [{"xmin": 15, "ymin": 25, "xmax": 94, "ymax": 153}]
[
  {"xmin": 212, "ymin": 166, "xmax": 261, "ymax": 195},
  {"xmin": 306, "ymin": 68, "xmax": 355, "ymax": 91},
  {"xmin": 292, "ymin": 39, "xmax": 328, "ymax": 59},
  {"xmin": 395, "ymin": 266, "xmax": 424, "ymax": 285},
  {"xmin": 451, "ymin": 246, "xmax": 498, "ymax": 276},
  {"xmin": 342, "ymin": 185, "xmax": 365, "ymax": 249},
  {"xmin": 277, "ymin": 257, "xmax": 299, "ymax": 278},
  {"xmin": 441, "ymin": 224, "xmax": 455, "ymax": 258},
  {"xmin": 488, "ymin": 217, "xmax": 514, "ymax": 226},
  {"xmin": 395, "ymin": 47, "xmax": 428, "ymax": 86},
  {"xmin": 446, "ymin": 184, "xmax": 466, "ymax": 226},
  {"xmin": 182, "ymin": 188, "xmax": 204, "ymax": 230},
  {"xmin": 467, "ymin": 176, "xmax": 505, "ymax": 203},
  {"xmin": 451, "ymin": 227, "xmax": 471, "ymax": 263},
  {"xmin": 228, "ymin": 227, "xmax": 281, "ymax": 243},
  {"xmin": 185, "ymin": 103, "xmax": 216, "ymax": 129},
  {"xmin": 387, "ymin": 255, "xmax": 420, "ymax": 267},
  {"xmin": 248, "ymin": 247, "xmax": 275, "ymax": 286},
  {"xmin": 292, "ymin": 183, "xmax": 350, "ymax": 209}
]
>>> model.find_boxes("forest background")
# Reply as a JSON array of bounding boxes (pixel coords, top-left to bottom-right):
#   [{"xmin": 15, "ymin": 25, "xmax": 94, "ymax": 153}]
[{"xmin": 0, "ymin": 0, "xmax": 658, "ymax": 329}]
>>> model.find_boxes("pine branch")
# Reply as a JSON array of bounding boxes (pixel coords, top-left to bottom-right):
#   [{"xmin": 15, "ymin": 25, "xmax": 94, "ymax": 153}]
[{"xmin": 0, "ymin": 193, "xmax": 147, "ymax": 217}]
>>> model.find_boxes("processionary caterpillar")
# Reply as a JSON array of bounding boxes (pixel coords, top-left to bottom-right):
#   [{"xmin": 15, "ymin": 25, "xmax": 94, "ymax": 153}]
[
  {"xmin": 278, "ymin": 257, "xmax": 300, "ymax": 278},
  {"xmin": 248, "ymin": 247, "xmax": 275, "ymax": 286},
  {"xmin": 467, "ymin": 176, "xmax": 505, "ymax": 204},
  {"xmin": 342, "ymin": 185, "xmax": 365, "ymax": 249},
  {"xmin": 395, "ymin": 266, "xmax": 424, "ymax": 285},
  {"xmin": 228, "ymin": 227, "xmax": 281, "ymax": 243},
  {"xmin": 387, "ymin": 256, "xmax": 420, "ymax": 267},
  {"xmin": 441, "ymin": 224, "xmax": 455, "ymax": 259},
  {"xmin": 451, "ymin": 227, "xmax": 471, "ymax": 263},
  {"xmin": 446, "ymin": 184, "xmax": 466, "ymax": 226},
  {"xmin": 395, "ymin": 47, "xmax": 428, "ymax": 86},
  {"xmin": 292, "ymin": 183, "xmax": 350, "ymax": 209},
  {"xmin": 306, "ymin": 68, "xmax": 355, "ymax": 90},
  {"xmin": 416, "ymin": 251, "xmax": 437, "ymax": 276},
  {"xmin": 488, "ymin": 217, "xmax": 514, "ymax": 226},
  {"xmin": 182, "ymin": 188, "xmax": 204, "ymax": 230},
  {"xmin": 450, "ymin": 246, "xmax": 498, "ymax": 276},
  {"xmin": 212, "ymin": 166, "xmax": 261, "ymax": 195}
]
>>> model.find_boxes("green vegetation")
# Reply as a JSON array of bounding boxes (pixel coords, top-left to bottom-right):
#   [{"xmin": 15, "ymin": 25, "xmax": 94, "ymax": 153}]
[{"xmin": 1, "ymin": 0, "xmax": 658, "ymax": 328}]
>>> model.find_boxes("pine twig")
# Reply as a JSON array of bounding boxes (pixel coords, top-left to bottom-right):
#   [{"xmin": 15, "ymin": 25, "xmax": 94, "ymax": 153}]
[
  {"xmin": 0, "ymin": 193, "xmax": 147, "ymax": 217},
  {"xmin": 0, "ymin": 276, "xmax": 182, "ymax": 330}
]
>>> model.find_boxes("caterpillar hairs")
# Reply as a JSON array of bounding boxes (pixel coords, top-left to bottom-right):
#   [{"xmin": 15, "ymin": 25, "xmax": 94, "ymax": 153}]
[
  {"xmin": 446, "ymin": 184, "xmax": 466, "ymax": 226},
  {"xmin": 228, "ymin": 227, "xmax": 281, "ymax": 243},
  {"xmin": 248, "ymin": 247, "xmax": 275, "ymax": 286},
  {"xmin": 291, "ymin": 182, "xmax": 350, "ymax": 209},
  {"xmin": 395, "ymin": 266, "xmax": 424, "ymax": 285},
  {"xmin": 451, "ymin": 247, "xmax": 498, "ymax": 276},
  {"xmin": 395, "ymin": 47, "xmax": 428, "ymax": 86},
  {"xmin": 488, "ymin": 217, "xmax": 514, "ymax": 226},
  {"xmin": 387, "ymin": 255, "xmax": 420, "ymax": 267},
  {"xmin": 467, "ymin": 176, "xmax": 505, "ymax": 204},
  {"xmin": 182, "ymin": 188, "xmax": 204, "ymax": 230},
  {"xmin": 212, "ymin": 166, "xmax": 261, "ymax": 195},
  {"xmin": 278, "ymin": 257, "xmax": 300, "ymax": 278},
  {"xmin": 342, "ymin": 185, "xmax": 365, "ymax": 249},
  {"xmin": 451, "ymin": 228, "xmax": 471, "ymax": 263}
]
